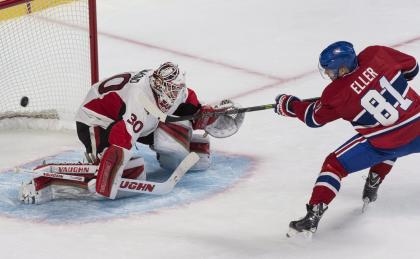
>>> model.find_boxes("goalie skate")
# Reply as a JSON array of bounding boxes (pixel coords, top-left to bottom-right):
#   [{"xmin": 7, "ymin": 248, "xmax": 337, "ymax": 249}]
[{"xmin": 19, "ymin": 180, "xmax": 53, "ymax": 205}]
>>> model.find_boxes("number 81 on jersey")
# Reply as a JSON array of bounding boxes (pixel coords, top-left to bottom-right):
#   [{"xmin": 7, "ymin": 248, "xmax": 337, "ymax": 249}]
[{"xmin": 361, "ymin": 76, "xmax": 413, "ymax": 126}]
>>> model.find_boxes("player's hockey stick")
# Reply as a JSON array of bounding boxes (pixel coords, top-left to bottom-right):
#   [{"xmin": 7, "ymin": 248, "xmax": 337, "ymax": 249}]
[
  {"xmin": 139, "ymin": 93, "xmax": 320, "ymax": 123},
  {"xmin": 164, "ymin": 97, "xmax": 321, "ymax": 123},
  {"xmin": 17, "ymin": 152, "xmax": 200, "ymax": 195},
  {"xmin": 165, "ymin": 103, "xmax": 275, "ymax": 123}
]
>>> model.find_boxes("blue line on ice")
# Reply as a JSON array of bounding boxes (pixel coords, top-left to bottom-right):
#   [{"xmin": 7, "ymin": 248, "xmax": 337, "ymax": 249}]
[{"xmin": 0, "ymin": 146, "xmax": 252, "ymax": 224}]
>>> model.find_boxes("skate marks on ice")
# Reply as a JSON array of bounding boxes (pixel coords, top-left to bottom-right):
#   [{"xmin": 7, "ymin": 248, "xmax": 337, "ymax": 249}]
[{"xmin": 0, "ymin": 148, "xmax": 252, "ymax": 224}]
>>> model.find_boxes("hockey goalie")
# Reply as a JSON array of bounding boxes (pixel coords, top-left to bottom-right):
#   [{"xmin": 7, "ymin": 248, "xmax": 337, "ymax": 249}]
[{"xmin": 19, "ymin": 62, "xmax": 244, "ymax": 204}]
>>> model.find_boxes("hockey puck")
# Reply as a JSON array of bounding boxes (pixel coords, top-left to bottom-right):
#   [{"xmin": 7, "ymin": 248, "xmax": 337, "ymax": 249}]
[{"xmin": 20, "ymin": 96, "xmax": 29, "ymax": 107}]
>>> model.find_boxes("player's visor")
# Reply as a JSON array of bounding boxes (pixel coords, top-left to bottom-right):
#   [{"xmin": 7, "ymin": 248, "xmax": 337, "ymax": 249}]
[{"xmin": 318, "ymin": 62, "xmax": 337, "ymax": 80}]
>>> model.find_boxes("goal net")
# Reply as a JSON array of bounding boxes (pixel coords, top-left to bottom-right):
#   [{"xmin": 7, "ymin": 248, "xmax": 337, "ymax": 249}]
[{"xmin": 0, "ymin": 0, "xmax": 98, "ymax": 127}]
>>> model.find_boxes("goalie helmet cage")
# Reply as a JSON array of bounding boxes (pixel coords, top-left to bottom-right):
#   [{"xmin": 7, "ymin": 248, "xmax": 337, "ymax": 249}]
[{"xmin": 0, "ymin": 0, "xmax": 98, "ymax": 125}]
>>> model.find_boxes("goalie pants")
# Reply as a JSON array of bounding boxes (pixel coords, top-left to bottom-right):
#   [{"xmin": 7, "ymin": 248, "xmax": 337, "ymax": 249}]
[
  {"xmin": 309, "ymin": 135, "xmax": 420, "ymax": 205},
  {"xmin": 76, "ymin": 121, "xmax": 112, "ymax": 156}
]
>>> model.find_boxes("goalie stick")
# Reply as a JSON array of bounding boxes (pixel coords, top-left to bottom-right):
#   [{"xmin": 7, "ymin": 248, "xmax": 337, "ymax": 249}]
[
  {"xmin": 17, "ymin": 152, "xmax": 200, "ymax": 195},
  {"xmin": 139, "ymin": 93, "xmax": 319, "ymax": 123},
  {"xmin": 118, "ymin": 152, "xmax": 199, "ymax": 195}
]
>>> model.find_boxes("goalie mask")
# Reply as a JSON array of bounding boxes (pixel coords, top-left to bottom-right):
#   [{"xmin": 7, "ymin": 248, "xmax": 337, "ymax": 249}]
[{"xmin": 150, "ymin": 62, "xmax": 186, "ymax": 113}]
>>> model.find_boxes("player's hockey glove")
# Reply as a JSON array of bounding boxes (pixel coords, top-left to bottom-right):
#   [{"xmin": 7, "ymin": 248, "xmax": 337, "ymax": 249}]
[
  {"xmin": 274, "ymin": 94, "xmax": 300, "ymax": 117},
  {"xmin": 192, "ymin": 105, "xmax": 218, "ymax": 130}
]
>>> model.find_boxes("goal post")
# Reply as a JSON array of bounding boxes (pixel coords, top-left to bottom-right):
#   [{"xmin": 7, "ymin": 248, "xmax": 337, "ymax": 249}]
[{"xmin": 0, "ymin": 0, "xmax": 99, "ymax": 123}]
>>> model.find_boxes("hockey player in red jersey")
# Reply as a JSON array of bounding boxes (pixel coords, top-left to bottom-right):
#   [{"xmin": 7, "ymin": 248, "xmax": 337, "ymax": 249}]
[
  {"xmin": 19, "ymin": 62, "xmax": 244, "ymax": 204},
  {"xmin": 274, "ymin": 41, "xmax": 420, "ymax": 237}
]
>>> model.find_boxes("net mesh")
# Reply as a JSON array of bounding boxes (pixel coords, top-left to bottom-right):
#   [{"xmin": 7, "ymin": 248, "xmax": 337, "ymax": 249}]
[{"xmin": 0, "ymin": 0, "xmax": 94, "ymax": 122}]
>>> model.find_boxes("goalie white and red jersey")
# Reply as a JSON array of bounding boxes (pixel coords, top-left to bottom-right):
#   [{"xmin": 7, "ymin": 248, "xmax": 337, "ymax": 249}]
[
  {"xmin": 75, "ymin": 69, "xmax": 201, "ymax": 151},
  {"xmin": 292, "ymin": 45, "xmax": 419, "ymax": 149}
]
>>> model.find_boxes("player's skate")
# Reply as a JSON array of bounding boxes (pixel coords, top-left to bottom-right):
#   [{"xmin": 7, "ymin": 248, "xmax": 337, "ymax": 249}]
[
  {"xmin": 19, "ymin": 180, "xmax": 53, "ymax": 205},
  {"xmin": 287, "ymin": 203, "xmax": 328, "ymax": 238},
  {"xmin": 362, "ymin": 172, "xmax": 382, "ymax": 212}
]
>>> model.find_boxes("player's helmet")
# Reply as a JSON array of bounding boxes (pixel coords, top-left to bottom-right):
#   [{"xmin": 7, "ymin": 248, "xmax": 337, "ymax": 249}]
[
  {"xmin": 150, "ymin": 62, "xmax": 186, "ymax": 112},
  {"xmin": 318, "ymin": 41, "xmax": 357, "ymax": 80}
]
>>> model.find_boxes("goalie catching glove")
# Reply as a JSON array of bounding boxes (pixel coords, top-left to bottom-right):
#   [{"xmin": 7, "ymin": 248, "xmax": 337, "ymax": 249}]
[{"xmin": 193, "ymin": 99, "xmax": 244, "ymax": 138}]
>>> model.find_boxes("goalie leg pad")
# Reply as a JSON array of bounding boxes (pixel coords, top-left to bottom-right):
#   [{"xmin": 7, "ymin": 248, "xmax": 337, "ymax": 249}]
[
  {"xmin": 114, "ymin": 156, "xmax": 145, "ymax": 199},
  {"xmin": 154, "ymin": 121, "xmax": 192, "ymax": 153},
  {"xmin": 122, "ymin": 156, "xmax": 146, "ymax": 180},
  {"xmin": 154, "ymin": 121, "xmax": 192, "ymax": 170},
  {"xmin": 96, "ymin": 145, "xmax": 126, "ymax": 199},
  {"xmin": 19, "ymin": 165, "xmax": 99, "ymax": 204},
  {"xmin": 189, "ymin": 134, "xmax": 211, "ymax": 171},
  {"xmin": 19, "ymin": 178, "xmax": 53, "ymax": 205}
]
